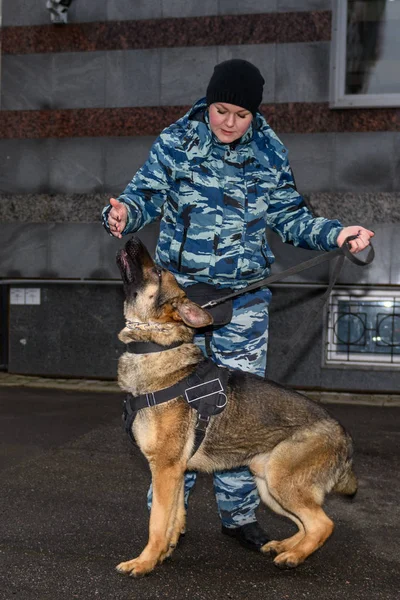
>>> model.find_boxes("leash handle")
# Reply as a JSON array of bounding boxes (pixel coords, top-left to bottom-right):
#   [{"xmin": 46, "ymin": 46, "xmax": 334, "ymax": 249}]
[{"xmin": 342, "ymin": 235, "xmax": 375, "ymax": 266}]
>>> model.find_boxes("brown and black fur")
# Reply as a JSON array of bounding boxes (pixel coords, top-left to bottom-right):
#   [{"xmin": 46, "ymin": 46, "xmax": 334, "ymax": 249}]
[{"xmin": 115, "ymin": 236, "xmax": 357, "ymax": 577}]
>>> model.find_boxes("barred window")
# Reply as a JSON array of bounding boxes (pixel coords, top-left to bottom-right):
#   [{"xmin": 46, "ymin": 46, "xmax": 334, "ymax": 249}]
[{"xmin": 325, "ymin": 288, "xmax": 400, "ymax": 369}]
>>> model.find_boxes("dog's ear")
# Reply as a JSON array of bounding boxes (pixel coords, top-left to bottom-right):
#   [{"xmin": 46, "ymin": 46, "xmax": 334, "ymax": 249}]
[{"xmin": 175, "ymin": 300, "xmax": 213, "ymax": 328}]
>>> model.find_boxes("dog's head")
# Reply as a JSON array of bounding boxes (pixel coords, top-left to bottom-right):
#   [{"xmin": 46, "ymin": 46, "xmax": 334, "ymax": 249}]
[{"xmin": 116, "ymin": 236, "xmax": 213, "ymax": 341}]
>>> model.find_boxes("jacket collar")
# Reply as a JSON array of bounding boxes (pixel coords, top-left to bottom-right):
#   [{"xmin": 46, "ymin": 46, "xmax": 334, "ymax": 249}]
[
  {"xmin": 181, "ymin": 98, "xmax": 253, "ymax": 162},
  {"xmin": 181, "ymin": 97, "xmax": 273, "ymax": 161}
]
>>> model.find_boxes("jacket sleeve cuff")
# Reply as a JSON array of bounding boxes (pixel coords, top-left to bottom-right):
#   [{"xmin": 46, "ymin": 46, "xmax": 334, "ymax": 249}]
[
  {"xmin": 319, "ymin": 221, "xmax": 344, "ymax": 251},
  {"xmin": 101, "ymin": 200, "xmax": 138, "ymax": 236},
  {"xmin": 118, "ymin": 198, "xmax": 138, "ymax": 235},
  {"xmin": 101, "ymin": 204, "xmax": 113, "ymax": 235}
]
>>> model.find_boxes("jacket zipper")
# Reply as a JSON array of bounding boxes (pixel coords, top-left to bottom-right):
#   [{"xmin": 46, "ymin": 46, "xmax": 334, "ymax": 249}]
[{"xmin": 178, "ymin": 227, "xmax": 188, "ymax": 271}]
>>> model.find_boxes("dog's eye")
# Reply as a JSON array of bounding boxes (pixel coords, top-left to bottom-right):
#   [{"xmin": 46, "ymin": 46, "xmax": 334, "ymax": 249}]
[{"xmin": 154, "ymin": 267, "xmax": 162, "ymax": 278}]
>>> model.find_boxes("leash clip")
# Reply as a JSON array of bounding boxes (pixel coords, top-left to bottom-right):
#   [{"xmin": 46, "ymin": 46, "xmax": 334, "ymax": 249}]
[{"xmin": 201, "ymin": 299, "xmax": 218, "ymax": 309}]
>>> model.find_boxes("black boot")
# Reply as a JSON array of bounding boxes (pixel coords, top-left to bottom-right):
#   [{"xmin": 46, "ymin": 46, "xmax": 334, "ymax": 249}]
[{"xmin": 221, "ymin": 522, "xmax": 270, "ymax": 552}]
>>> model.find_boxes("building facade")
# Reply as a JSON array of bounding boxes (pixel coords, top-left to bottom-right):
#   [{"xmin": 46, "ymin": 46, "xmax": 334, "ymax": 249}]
[{"xmin": 0, "ymin": 0, "xmax": 399, "ymax": 391}]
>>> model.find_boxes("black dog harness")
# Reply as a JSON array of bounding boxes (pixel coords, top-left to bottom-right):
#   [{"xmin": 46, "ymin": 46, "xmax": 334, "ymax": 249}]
[{"xmin": 123, "ymin": 344, "xmax": 230, "ymax": 455}]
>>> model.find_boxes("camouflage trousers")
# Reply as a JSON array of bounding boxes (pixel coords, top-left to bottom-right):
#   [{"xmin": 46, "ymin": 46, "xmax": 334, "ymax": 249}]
[{"xmin": 148, "ymin": 287, "xmax": 271, "ymax": 528}]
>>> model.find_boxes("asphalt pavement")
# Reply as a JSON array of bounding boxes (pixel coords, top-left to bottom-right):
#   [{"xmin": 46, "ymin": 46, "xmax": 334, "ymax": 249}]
[{"xmin": 0, "ymin": 384, "xmax": 399, "ymax": 600}]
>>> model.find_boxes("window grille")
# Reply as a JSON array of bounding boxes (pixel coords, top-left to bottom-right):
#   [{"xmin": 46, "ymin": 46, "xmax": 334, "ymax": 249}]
[{"xmin": 325, "ymin": 288, "xmax": 400, "ymax": 368}]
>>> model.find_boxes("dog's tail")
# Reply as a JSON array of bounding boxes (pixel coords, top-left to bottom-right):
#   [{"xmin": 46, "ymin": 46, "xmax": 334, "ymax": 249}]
[
  {"xmin": 333, "ymin": 464, "xmax": 358, "ymax": 499},
  {"xmin": 333, "ymin": 430, "xmax": 358, "ymax": 499}
]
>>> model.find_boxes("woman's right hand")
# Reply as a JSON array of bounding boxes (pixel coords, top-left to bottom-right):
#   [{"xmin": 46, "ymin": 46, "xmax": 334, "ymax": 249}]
[{"xmin": 108, "ymin": 198, "xmax": 128, "ymax": 238}]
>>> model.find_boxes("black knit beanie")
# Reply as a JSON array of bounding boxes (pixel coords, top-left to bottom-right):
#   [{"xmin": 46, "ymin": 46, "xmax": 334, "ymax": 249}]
[{"xmin": 206, "ymin": 59, "xmax": 265, "ymax": 116}]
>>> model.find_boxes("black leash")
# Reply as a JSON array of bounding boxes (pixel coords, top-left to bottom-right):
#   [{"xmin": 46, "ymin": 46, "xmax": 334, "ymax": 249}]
[
  {"xmin": 201, "ymin": 236, "xmax": 375, "ymax": 355},
  {"xmin": 201, "ymin": 236, "xmax": 374, "ymax": 310}
]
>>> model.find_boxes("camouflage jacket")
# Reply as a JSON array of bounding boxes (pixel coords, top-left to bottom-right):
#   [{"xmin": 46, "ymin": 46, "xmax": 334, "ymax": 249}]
[{"xmin": 102, "ymin": 98, "xmax": 343, "ymax": 289}]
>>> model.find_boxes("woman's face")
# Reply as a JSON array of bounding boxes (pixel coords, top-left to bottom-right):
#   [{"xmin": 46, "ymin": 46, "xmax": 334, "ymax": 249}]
[{"xmin": 209, "ymin": 102, "xmax": 253, "ymax": 143}]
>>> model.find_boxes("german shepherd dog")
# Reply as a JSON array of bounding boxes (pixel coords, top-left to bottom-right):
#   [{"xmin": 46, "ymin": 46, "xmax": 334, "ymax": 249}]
[{"xmin": 115, "ymin": 236, "xmax": 357, "ymax": 577}]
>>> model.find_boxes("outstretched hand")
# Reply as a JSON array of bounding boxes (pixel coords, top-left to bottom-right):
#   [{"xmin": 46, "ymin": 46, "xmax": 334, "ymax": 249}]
[
  {"xmin": 337, "ymin": 226, "xmax": 374, "ymax": 254},
  {"xmin": 108, "ymin": 198, "xmax": 128, "ymax": 238}
]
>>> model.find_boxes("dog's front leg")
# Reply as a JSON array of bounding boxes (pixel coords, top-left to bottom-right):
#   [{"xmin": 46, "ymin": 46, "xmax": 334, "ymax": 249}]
[
  {"xmin": 116, "ymin": 463, "xmax": 185, "ymax": 577},
  {"xmin": 159, "ymin": 478, "xmax": 186, "ymax": 562}
]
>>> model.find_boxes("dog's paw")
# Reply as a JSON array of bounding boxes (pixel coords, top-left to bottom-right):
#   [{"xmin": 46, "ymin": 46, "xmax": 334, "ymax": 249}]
[
  {"xmin": 261, "ymin": 540, "xmax": 281, "ymax": 556},
  {"xmin": 159, "ymin": 528, "xmax": 186, "ymax": 563},
  {"xmin": 159, "ymin": 542, "xmax": 176, "ymax": 563},
  {"xmin": 273, "ymin": 551, "xmax": 301, "ymax": 569},
  {"xmin": 116, "ymin": 558, "xmax": 154, "ymax": 577}
]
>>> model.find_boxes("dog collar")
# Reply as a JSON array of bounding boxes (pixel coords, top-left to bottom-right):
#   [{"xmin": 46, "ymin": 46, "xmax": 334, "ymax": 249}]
[{"xmin": 126, "ymin": 341, "xmax": 183, "ymax": 354}]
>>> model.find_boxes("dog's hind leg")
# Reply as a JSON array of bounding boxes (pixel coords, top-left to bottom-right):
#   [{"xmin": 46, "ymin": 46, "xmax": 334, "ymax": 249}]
[
  {"xmin": 272, "ymin": 505, "xmax": 333, "ymax": 569},
  {"xmin": 254, "ymin": 441, "xmax": 335, "ymax": 569},
  {"xmin": 251, "ymin": 457, "xmax": 305, "ymax": 557},
  {"xmin": 256, "ymin": 476, "xmax": 306, "ymax": 556},
  {"xmin": 116, "ymin": 462, "xmax": 185, "ymax": 577}
]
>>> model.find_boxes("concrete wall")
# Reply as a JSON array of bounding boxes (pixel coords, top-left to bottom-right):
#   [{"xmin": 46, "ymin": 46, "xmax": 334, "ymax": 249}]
[
  {"xmin": 1, "ymin": 132, "xmax": 399, "ymax": 197},
  {"xmin": 1, "ymin": 43, "xmax": 332, "ymax": 110},
  {"xmin": 2, "ymin": 1, "xmax": 333, "ymax": 25},
  {"xmin": 1, "ymin": 0, "xmax": 399, "ymax": 390}
]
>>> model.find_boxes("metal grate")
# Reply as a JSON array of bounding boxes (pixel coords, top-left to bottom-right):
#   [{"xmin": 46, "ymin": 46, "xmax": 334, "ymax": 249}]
[{"xmin": 325, "ymin": 288, "xmax": 400, "ymax": 369}]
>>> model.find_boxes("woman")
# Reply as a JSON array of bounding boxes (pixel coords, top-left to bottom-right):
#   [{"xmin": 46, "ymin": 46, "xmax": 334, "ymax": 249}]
[{"xmin": 102, "ymin": 59, "xmax": 373, "ymax": 552}]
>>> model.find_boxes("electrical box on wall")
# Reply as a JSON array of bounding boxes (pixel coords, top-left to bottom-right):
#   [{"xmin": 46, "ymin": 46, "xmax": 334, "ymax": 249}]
[{"xmin": 10, "ymin": 288, "xmax": 41, "ymax": 305}]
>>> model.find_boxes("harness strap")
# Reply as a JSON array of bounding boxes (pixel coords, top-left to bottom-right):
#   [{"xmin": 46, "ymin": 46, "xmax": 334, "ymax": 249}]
[{"xmin": 123, "ymin": 359, "xmax": 229, "ymax": 454}]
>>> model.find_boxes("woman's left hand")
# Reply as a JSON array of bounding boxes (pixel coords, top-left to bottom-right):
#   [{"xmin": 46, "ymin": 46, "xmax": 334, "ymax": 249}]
[{"xmin": 336, "ymin": 226, "xmax": 375, "ymax": 254}]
